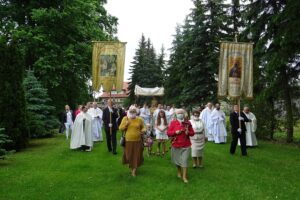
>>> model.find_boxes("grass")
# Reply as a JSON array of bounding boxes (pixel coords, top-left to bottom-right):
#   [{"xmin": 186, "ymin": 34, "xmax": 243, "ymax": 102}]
[{"xmin": 1, "ymin": 133, "xmax": 300, "ymax": 200}]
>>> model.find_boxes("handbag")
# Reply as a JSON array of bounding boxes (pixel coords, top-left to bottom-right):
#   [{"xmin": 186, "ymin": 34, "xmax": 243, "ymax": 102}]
[{"xmin": 120, "ymin": 131, "xmax": 126, "ymax": 147}]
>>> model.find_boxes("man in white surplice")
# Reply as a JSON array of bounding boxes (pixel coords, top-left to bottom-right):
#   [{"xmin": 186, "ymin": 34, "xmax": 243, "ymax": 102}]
[
  {"xmin": 70, "ymin": 105, "xmax": 93, "ymax": 151},
  {"xmin": 239, "ymin": 107, "xmax": 258, "ymax": 146},
  {"xmin": 200, "ymin": 102, "xmax": 214, "ymax": 141},
  {"xmin": 166, "ymin": 105, "xmax": 175, "ymax": 124},
  {"xmin": 210, "ymin": 103, "xmax": 227, "ymax": 144},
  {"xmin": 88, "ymin": 102, "xmax": 103, "ymax": 142}
]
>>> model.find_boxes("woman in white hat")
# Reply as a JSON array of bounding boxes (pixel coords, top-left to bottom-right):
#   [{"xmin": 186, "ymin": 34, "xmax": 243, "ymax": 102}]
[{"xmin": 119, "ymin": 105, "xmax": 145, "ymax": 177}]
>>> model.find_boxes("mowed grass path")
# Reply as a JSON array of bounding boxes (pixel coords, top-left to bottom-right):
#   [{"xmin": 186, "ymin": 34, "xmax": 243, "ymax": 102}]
[{"xmin": 1, "ymin": 133, "xmax": 300, "ymax": 200}]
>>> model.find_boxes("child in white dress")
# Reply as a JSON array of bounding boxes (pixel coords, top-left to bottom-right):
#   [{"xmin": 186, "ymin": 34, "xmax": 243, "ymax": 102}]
[
  {"xmin": 155, "ymin": 110, "xmax": 168, "ymax": 156},
  {"xmin": 143, "ymin": 124, "xmax": 154, "ymax": 156}
]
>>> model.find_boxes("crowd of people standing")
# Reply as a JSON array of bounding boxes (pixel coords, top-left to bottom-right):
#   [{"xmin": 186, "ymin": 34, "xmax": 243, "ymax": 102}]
[{"xmin": 60, "ymin": 100, "xmax": 258, "ymax": 183}]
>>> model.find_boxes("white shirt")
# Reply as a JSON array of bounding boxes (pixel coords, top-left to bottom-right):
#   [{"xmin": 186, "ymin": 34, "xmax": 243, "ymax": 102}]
[{"xmin": 66, "ymin": 111, "xmax": 73, "ymax": 124}]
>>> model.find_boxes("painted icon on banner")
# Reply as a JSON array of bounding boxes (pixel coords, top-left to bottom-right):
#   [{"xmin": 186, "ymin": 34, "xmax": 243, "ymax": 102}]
[
  {"xmin": 228, "ymin": 57, "xmax": 243, "ymax": 97},
  {"xmin": 99, "ymin": 55, "xmax": 117, "ymax": 77},
  {"xmin": 228, "ymin": 57, "xmax": 242, "ymax": 78}
]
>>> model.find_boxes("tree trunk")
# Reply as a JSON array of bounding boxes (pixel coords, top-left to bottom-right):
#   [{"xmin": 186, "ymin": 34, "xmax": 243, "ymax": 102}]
[
  {"xmin": 281, "ymin": 68, "xmax": 293, "ymax": 143},
  {"xmin": 270, "ymin": 99, "xmax": 276, "ymax": 140}
]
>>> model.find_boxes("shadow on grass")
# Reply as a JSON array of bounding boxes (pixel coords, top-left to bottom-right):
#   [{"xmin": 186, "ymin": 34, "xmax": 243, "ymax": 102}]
[{"xmin": 0, "ymin": 159, "xmax": 11, "ymax": 166}]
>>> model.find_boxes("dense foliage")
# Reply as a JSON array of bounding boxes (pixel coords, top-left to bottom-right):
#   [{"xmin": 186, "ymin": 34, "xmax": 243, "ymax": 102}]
[
  {"xmin": 0, "ymin": 128, "xmax": 14, "ymax": 159},
  {"xmin": 0, "ymin": 0, "xmax": 117, "ymax": 113},
  {"xmin": 240, "ymin": 0, "xmax": 300, "ymax": 142},
  {"xmin": 0, "ymin": 42, "xmax": 28, "ymax": 150},
  {"xmin": 0, "ymin": 0, "xmax": 117, "ymax": 149}
]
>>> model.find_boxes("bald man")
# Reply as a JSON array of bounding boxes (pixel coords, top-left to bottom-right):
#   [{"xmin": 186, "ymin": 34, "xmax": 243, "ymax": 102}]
[{"xmin": 242, "ymin": 107, "xmax": 257, "ymax": 146}]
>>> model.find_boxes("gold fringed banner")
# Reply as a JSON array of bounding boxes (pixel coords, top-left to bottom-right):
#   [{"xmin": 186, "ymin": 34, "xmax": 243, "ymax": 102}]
[
  {"xmin": 92, "ymin": 41, "xmax": 126, "ymax": 92},
  {"xmin": 218, "ymin": 42, "xmax": 253, "ymax": 98}
]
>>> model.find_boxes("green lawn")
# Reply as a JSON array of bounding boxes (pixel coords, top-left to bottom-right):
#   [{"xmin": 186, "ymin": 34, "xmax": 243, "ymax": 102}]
[{"xmin": 1, "ymin": 133, "xmax": 300, "ymax": 200}]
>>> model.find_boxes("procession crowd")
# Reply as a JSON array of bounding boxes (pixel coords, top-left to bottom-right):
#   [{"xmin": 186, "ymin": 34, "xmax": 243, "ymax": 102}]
[{"xmin": 61, "ymin": 100, "xmax": 257, "ymax": 183}]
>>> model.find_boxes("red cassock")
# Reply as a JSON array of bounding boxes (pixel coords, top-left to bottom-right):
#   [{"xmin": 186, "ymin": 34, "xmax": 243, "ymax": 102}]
[{"xmin": 167, "ymin": 120, "xmax": 195, "ymax": 148}]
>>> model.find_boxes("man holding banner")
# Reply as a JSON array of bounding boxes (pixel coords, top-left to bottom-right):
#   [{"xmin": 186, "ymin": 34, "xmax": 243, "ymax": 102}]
[
  {"xmin": 92, "ymin": 41, "xmax": 126, "ymax": 155},
  {"xmin": 218, "ymin": 40, "xmax": 253, "ymax": 156},
  {"xmin": 230, "ymin": 105, "xmax": 250, "ymax": 156}
]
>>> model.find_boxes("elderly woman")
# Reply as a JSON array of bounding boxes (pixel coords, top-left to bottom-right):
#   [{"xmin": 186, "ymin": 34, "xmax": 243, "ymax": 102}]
[
  {"xmin": 189, "ymin": 110, "xmax": 206, "ymax": 168},
  {"xmin": 167, "ymin": 108, "xmax": 195, "ymax": 183},
  {"xmin": 119, "ymin": 106, "xmax": 145, "ymax": 177}
]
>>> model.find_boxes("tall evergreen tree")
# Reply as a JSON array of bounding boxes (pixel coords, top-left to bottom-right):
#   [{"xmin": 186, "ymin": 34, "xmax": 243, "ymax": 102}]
[
  {"xmin": 164, "ymin": 23, "xmax": 190, "ymax": 106},
  {"xmin": 0, "ymin": 41, "xmax": 28, "ymax": 149},
  {"xmin": 242, "ymin": 0, "xmax": 300, "ymax": 142},
  {"xmin": 128, "ymin": 35, "xmax": 164, "ymax": 105},
  {"xmin": 23, "ymin": 70, "xmax": 59, "ymax": 137},
  {"xmin": 165, "ymin": 0, "xmax": 229, "ymax": 107}
]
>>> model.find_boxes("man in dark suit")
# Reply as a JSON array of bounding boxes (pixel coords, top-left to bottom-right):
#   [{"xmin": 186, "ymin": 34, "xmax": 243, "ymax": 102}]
[
  {"xmin": 230, "ymin": 105, "xmax": 251, "ymax": 156},
  {"xmin": 102, "ymin": 99, "xmax": 118, "ymax": 155}
]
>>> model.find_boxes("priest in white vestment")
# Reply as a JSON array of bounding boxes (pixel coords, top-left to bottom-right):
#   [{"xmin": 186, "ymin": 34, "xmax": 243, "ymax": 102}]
[
  {"xmin": 210, "ymin": 103, "xmax": 227, "ymax": 144},
  {"xmin": 200, "ymin": 102, "xmax": 214, "ymax": 141},
  {"xmin": 239, "ymin": 107, "xmax": 258, "ymax": 146},
  {"xmin": 70, "ymin": 105, "xmax": 93, "ymax": 151},
  {"xmin": 88, "ymin": 102, "xmax": 103, "ymax": 142}
]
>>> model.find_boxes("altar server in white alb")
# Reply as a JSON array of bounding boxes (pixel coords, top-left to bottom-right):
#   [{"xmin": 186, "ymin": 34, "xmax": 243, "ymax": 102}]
[
  {"xmin": 166, "ymin": 105, "xmax": 175, "ymax": 124},
  {"xmin": 210, "ymin": 103, "xmax": 227, "ymax": 144},
  {"xmin": 140, "ymin": 103, "xmax": 151, "ymax": 125},
  {"xmin": 200, "ymin": 102, "xmax": 214, "ymax": 141},
  {"xmin": 241, "ymin": 107, "xmax": 258, "ymax": 146},
  {"xmin": 88, "ymin": 102, "xmax": 103, "ymax": 142},
  {"xmin": 70, "ymin": 105, "xmax": 93, "ymax": 151}
]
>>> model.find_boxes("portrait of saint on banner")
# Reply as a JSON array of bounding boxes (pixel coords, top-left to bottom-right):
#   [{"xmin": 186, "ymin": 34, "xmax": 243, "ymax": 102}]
[
  {"xmin": 228, "ymin": 57, "xmax": 242, "ymax": 78},
  {"xmin": 100, "ymin": 55, "xmax": 117, "ymax": 77},
  {"xmin": 228, "ymin": 56, "xmax": 243, "ymax": 97}
]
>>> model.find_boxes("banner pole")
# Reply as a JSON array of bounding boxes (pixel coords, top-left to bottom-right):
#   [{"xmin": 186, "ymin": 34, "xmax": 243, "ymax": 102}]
[
  {"xmin": 234, "ymin": 33, "xmax": 241, "ymax": 129},
  {"xmin": 238, "ymin": 97, "xmax": 241, "ymax": 129},
  {"xmin": 109, "ymin": 91, "xmax": 112, "ymax": 136}
]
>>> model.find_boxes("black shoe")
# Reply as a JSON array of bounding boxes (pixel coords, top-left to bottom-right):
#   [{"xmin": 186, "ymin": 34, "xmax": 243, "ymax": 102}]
[{"xmin": 112, "ymin": 151, "xmax": 117, "ymax": 155}]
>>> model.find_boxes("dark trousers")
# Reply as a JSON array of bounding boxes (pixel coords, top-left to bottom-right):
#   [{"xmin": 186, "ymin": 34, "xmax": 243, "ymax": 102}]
[
  {"xmin": 230, "ymin": 131, "xmax": 247, "ymax": 156},
  {"xmin": 105, "ymin": 128, "xmax": 117, "ymax": 153}
]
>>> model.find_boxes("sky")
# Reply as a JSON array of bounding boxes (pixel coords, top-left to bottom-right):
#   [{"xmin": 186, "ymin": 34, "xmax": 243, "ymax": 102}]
[{"xmin": 104, "ymin": 0, "xmax": 194, "ymax": 81}]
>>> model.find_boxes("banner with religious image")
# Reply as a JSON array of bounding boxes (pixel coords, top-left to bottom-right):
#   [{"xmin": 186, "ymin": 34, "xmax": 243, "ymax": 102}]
[
  {"xmin": 218, "ymin": 42, "xmax": 253, "ymax": 98},
  {"xmin": 92, "ymin": 41, "xmax": 126, "ymax": 92}
]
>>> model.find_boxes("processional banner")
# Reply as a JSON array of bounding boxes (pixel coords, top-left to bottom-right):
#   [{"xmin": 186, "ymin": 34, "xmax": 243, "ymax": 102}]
[
  {"xmin": 92, "ymin": 41, "xmax": 126, "ymax": 92},
  {"xmin": 218, "ymin": 42, "xmax": 253, "ymax": 98}
]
